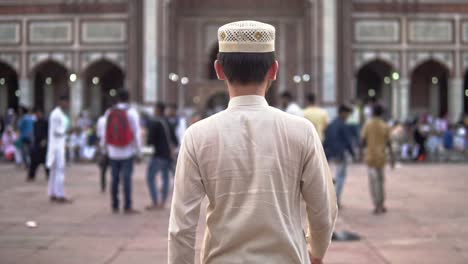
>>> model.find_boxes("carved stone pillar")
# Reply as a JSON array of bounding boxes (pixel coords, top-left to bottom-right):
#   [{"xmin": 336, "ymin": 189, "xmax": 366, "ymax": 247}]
[
  {"xmin": 144, "ymin": 0, "xmax": 158, "ymax": 104},
  {"xmin": 449, "ymin": 77, "xmax": 463, "ymax": 123},
  {"xmin": 70, "ymin": 78, "xmax": 83, "ymax": 121},
  {"xmin": 19, "ymin": 78, "xmax": 33, "ymax": 108},
  {"xmin": 391, "ymin": 82, "xmax": 399, "ymax": 120},
  {"xmin": 399, "ymin": 78, "xmax": 410, "ymax": 121},
  {"xmin": 322, "ymin": 0, "xmax": 337, "ymax": 104}
]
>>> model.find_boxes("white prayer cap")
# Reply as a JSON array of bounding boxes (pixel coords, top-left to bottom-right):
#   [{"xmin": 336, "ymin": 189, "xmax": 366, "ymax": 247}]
[{"xmin": 218, "ymin": 20, "xmax": 275, "ymax": 53}]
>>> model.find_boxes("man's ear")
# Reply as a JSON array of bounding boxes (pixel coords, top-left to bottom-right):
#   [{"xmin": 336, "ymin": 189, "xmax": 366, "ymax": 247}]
[
  {"xmin": 267, "ymin": 61, "xmax": 279, "ymax": 81},
  {"xmin": 214, "ymin": 60, "xmax": 226, "ymax": 80}
]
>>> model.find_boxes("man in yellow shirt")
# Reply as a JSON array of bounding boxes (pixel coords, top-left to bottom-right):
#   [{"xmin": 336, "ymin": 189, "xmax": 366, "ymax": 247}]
[
  {"xmin": 361, "ymin": 104, "xmax": 394, "ymax": 215},
  {"xmin": 303, "ymin": 93, "xmax": 328, "ymax": 141}
]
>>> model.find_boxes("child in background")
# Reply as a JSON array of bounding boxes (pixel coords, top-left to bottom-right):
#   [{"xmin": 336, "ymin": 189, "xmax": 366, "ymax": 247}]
[
  {"xmin": 67, "ymin": 128, "xmax": 79, "ymax": 162},
  {"xmin": 1, "ymin": 126, "xmax": 18, "ymax": 162}
]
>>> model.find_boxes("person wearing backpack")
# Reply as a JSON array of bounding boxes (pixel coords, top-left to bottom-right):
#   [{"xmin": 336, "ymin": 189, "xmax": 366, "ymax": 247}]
[{"xmin": 101, "ymin": 89, "xmax": 142, "ymax": 214}]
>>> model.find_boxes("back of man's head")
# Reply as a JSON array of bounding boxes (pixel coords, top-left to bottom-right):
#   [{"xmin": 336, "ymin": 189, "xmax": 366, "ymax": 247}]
[
  {"xmin": 217, "ymin": 52, "xmax": 275, "ymax": 85},
  {"xmin": 338, "ymin": 104, "xmax": 352, "ymax": 115},
  {"xmin": 216, "ymin": 21, "xmax": 276, "ymax": 86},
  {"xmin": 373, "ymin": 104, "xmax": 384, "ymax": 117},
  {"xmin": 306, "ymin": 93, "xmax": 316, "ymax": 105},
  {"xmin": 155, "ymin": 102, "xmax": 165, "ymax": 116},
  {"xmin": 280, "ymin": 91, "xmax": 292, "ymax": 101},
  {"xmin": 117, "ymin": 89, "xmax": 129, "ymax": 103}
]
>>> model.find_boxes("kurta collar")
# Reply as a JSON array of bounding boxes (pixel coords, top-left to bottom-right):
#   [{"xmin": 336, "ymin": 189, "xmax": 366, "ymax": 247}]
[{"xmin": 228, "ymin": 95, "xmax": 269, "ymax": 109}]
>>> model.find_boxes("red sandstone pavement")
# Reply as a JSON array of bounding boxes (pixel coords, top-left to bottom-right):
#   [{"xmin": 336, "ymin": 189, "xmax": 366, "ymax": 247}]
[{"xmin": 0, "ymin": 162, "xmax": 467, "ymax": 264}]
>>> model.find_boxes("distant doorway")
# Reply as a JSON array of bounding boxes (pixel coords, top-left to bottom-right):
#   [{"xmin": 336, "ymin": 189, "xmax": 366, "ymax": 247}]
[
  {"xmin": 83, "ymin": 60, "xmax": 124, "ymax": 117},
  {"xmin": 0, "ymin": 61, "xmax": 19, "ymax": 112},
  {"xmin": 356, "ymin": 60, "xmax": 393, "ymax": 113},
  {"xmin": 464, "ymin": 70, "xmax": 468, "ymax": 114},
  {"xmin": 33, "ymin": 61, "xmax": 69, "ymax": 113},
  {"xmin": 410, "ymin": 60, "xmax": 448, "ymax": 118}
]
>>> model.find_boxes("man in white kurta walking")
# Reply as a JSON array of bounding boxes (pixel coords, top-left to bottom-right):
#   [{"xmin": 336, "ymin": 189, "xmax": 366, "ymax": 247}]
[
  {"xmin": 46, "ymin": 95, "xmax": 71, "ymax": 203},
  {"xmin": 169, "ymin": 21, "xmax": 337, "ymax": 264}
]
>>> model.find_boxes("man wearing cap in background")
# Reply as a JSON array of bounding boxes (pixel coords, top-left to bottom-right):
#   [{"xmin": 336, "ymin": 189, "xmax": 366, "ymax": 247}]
[
  {"xmin": 169, "ymin": 20, "xmax": 337, "ymax": 264},
  {"xmin": 46, "ymin": 95, "xmax": 71, "ymax": 203}
]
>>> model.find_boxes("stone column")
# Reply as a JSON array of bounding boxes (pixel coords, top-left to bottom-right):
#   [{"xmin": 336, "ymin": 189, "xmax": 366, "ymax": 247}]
[
  {"xmin": 70, "ymin": 79, "xmax": 83, "ymax": 121},
  {"xmin": 322, "ymin": 0, "xmax": 337, "ymax": 104},
  {"xmin": 449, "ymin": 77, "xmax": 463, "ymax": 123},
  {"xmin": 391, "ymin": 82, "xmax": 399, "ymax": 120},
  {"xmin": 19, "ymin": 78, "xmax": 33, "ymax": 108},
  {"xmin": 91, "ymin": 84, "xmax": 102, "ymax": 117},
  {"xmin": 44, "ymin": 84, "xmax": 53, "ymax": 113},
  {"xmin": 429, "ymin": 83, "xmax": 440, "ymax": 117},
  {"xmin": 0, "ymin": 83, "xmax": 7, "ymax": 111},
  {"xmin": 144, "ymin": 0, "xmax": 157, "ymax": 104},
  {"xmin": 399, "ymin": 78, "xmax": 410, "ymax": 121}
]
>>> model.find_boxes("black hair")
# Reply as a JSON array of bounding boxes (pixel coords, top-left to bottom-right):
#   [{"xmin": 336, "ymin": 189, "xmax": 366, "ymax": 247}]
[
  {"xmin": 306, "ymin": 93, "xmax": 316, "ymax": 104},
  {"xmin": 280, "ymin": 91, "xmax": 292, "ymax": 100},
  {"xmin": 167, "ymin": 103, "xmax": 177, "ymax": 109},
  {"xmin": 373, "ymin": 104, "xmax": 384, "ymax": 117},
  {"xmin": 217, "ymin": 52, "xmax": 275, "ymax": 85},
  {"xmin": 59, "ymin": 94, "xmax": 69, "ymax": 101},
  {"xmin": 338, "ymin": 104, "xmax": 352, "ymax": 114},
  {"xmin": 34, "ymin": 107, "xmax": 44, "ymax": 113},
  {"xmin": 155, "ymin": 102, "xmax": 165, "ymax": 114},
  {"xmin": 117, "ymin": 89, "xmax": 129, "ymax": 102}
]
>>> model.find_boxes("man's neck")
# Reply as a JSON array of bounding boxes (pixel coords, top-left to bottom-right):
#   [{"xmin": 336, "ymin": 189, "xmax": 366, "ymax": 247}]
[{"xmin": 227, "ymin": 82, "xmax": 267, "ymax": 98}]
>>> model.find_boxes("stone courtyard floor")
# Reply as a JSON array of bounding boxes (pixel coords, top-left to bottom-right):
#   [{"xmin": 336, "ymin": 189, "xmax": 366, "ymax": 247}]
[{"xmin": 0, "ymin": 162, "xmax": 467, "ymax": 264}]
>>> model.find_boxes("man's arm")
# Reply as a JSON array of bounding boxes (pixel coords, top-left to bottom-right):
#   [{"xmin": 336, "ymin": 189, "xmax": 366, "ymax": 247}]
[
  {"xmin": 99, "ymin": 115, "xmax": 107, "ymax": 151},
  {"xmin": 386, "ymin": 126, "xmax": 395, "ymax": 169},
  {"xmin": 301, "ymin": 124, "xmax": 338, "ymax": 260},
  {"xmin": 168, "ymin": 129, "xmax": 205, "ymax": 264},
  {"xmin": 342, "ymin": 123, "xmax": 355, "ymax": 158},
  {"xmin": 128, "ymin": 109, "xmax": 142, "ymax": 156},
  {"xmin": 52, "ymin": 113, "xmax": 66, "ymax": 137}
]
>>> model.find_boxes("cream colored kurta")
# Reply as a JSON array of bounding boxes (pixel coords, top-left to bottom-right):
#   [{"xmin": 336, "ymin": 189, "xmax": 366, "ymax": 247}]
[{"xmin": 169, "ymin": 95, "xmax": 337, "ymax": 264}]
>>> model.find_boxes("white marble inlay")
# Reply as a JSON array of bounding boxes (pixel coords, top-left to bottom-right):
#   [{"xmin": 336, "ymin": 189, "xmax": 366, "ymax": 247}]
[
  {"xmin": 355, "ymin": 20, "xmax": 399, "ymax": 43},
  {"xmin": 409, "ymin": 20, "xmax": 452, "ymax": 43}
]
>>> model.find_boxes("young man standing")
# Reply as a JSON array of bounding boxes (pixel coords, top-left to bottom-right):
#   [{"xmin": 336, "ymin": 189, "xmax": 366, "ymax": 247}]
[
  {"xmin": 303, "ymin": 93, "xmax": 329, "ymax": 141},
  {"xmin": 28, "ymin": 108, "xmax": 49, "ymax": 181},
  {"xmin": 361, "ymin": 104, "xmax": 394, "ymax": 214},
  {"xmin": 18, "ymin": 107, "xmax": 35, "ymax": 168},
  {"xmin": 46, "ymin": 95, "xmax": 71, "ymax": 203},
  {"xmin": 169, "ymin": 21, "xmax": 337, "ymax": 264},
  {"xmin": 323, "ymin": 105, "xmax": 355, "ymax": 208},
  {"xmin": 101, "ymin": 89, "xmax": 142, "ymax": 214},
  {"xmin": 96, "ymin": 112, "xmax": 109, "ymax": 193},
  {"xmin": 280, "ymin": 91, "xmax": 304, "ymax": 117},
  {"xmin": 145, "ymin": 102, "xmax": 175, "ymax": 210}
]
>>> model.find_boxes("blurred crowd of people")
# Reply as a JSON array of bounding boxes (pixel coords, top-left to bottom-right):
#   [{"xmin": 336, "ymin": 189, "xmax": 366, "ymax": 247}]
[
  {"xmin": 390, "ymin": 114, "xmax": 468, "ymax": 162},
  {"xmin": 279, "ymin": 92, "xmax": 468, "ymax": 163},
  {"xmin": 1, "ymin": 94, "xmax": 467, "ymax": 168},
  {"xmin": 0, "ymin": 89, "xmax": 466, "ymax": 213}
]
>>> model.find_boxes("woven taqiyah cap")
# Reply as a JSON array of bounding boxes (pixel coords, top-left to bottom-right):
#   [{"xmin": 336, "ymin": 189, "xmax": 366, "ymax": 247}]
[{"xmin": 218, "ymin": 20, "xmax": 275, "ymax": 53}]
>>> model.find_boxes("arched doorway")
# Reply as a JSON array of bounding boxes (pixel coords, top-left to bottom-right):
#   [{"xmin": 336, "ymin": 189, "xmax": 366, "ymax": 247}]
[
  {"xmin": 464, "ymin": 70, "xmax": 468, "ymax": 114},
  {"xmin": 33, "ymin": 61, "xmax": 69, "ymax": 113},
  {"xmin": 0, "ymin": 61, "xmax": 19, "ymax": 112},
  {"xmin": 410, "ymin": 60, "xmax": 449, "ymax": 118},
  {"xmin": 356, "ymin": 60, "xmax": 393, "ymax": 114},
  {"xmin": 83, "ymin": 60, "xmax": 124, "ymax": 117}
]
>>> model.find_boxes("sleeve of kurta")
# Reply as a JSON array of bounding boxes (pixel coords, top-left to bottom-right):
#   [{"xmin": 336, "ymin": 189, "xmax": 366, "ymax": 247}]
[
  {"xmin": 127, "ymin": 109, "xmax": 142, "ymax": 156},
  {"xmin": 168, "ymin": 129, "xmax": 205, "ymax": 264},
  {"xmin": 301, "ymin": 124, "xmax": 338, "ymax": 259},
  {"xmin": 52, "ymin": 112, "xmax": 66, "ymax": 137},
  {"xmin": 99, "ymin": 115, "xmax": 107, "ymax": 151}
]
